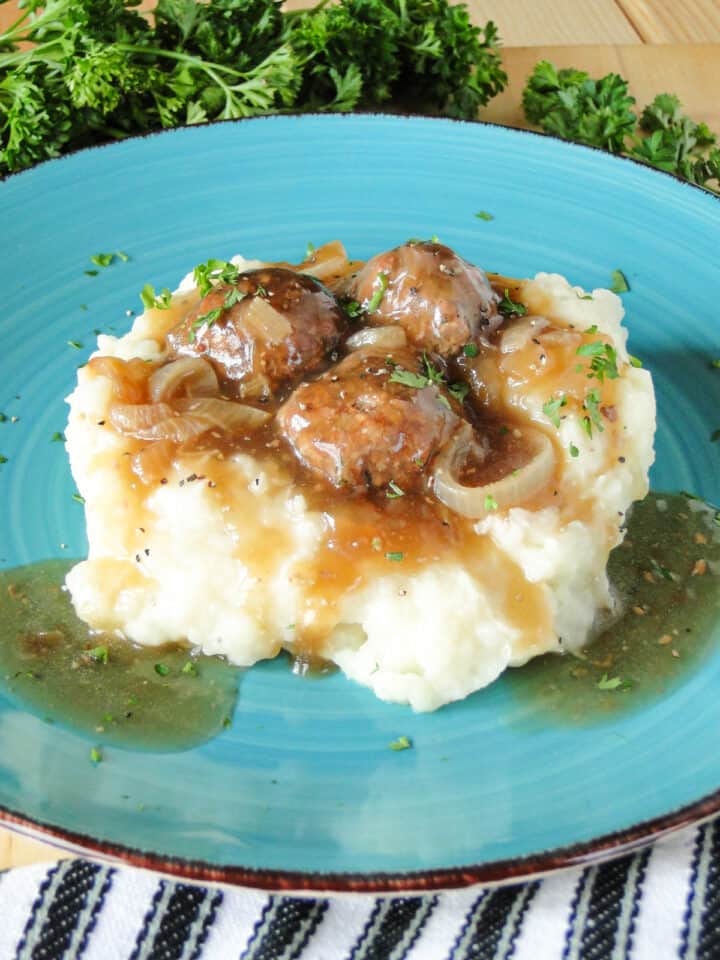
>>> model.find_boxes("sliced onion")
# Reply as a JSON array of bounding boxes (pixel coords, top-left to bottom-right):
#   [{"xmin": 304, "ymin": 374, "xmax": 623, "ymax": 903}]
[
  {"xmin": 302, "ymin": 240, "xmax": 349, "ymax": 281},
  {"xmin": 236, "ymin": 370, "xmax": 271, "ymax": 400},
  {"xmin": 88, "ymin": 356, "xmax": 153, "ymax": 403},
  {"xmin": 432, "ymin": 423, "xmax": 555, "ymax": 518},
  {"xmin": 109, "ymin": 402, "xmax": 174, "ymax": 438},
  {"xmin": 142, "ymin": 415, "xmax": 214, "ymax": 443},
  {"xmin": 244, "ymin": 297, "xmax": 292, "ymax": 343},
  {"xmin": 499, "ymin": 316, "xmax": 548, "ymax": 354},
  {"xmin": 149, "ymin": 357, "xmax": 218, "ymax": 403},
  {"xmin": 177, "ymin": 397, "xmax": 271, "ymax": 431},
  {"xmin": 131, "ymin": 440, "xmax": 176, "ymax": 485},
  {"xmin": 346, "ymin": 325, "xmax": 407, "ymax": 351}
]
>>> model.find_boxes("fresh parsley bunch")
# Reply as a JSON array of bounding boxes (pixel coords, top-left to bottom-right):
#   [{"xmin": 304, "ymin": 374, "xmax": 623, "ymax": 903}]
[
  {"xmin": 0, "ymin": 0, "xmax": 507, "ymax": 176},
  {"xmin": 522, "ymin": 60, "xmax": 720, "ymax": 194}
]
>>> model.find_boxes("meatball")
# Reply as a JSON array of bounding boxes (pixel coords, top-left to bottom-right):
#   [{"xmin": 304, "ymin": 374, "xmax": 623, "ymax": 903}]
[
  {"xmin": 168, "ymin": 268, "xmax": 346, "ymax": 399},
  {"xmin": 276, "ymin": 347, "xmax": 459, "ymax": 492},
  {"xmin": 349, "ymin": 241, "xmax": 501, "ymax": 356}
]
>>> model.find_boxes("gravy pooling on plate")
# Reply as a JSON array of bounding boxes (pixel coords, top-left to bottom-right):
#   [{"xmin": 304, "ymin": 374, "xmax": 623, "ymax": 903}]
[{"xmin": 62, "ymin": 240, "xmax": 656, "ymax": 711}]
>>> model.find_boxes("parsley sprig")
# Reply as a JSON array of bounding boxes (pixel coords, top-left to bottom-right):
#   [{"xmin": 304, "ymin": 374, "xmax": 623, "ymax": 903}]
[
  {"xmin": 523, "ymin": 62, "xmax": 720, "ymax": 194},
  {"xmin": 0, "ymin": 0, "xmax": 507, "ymax": 176}
]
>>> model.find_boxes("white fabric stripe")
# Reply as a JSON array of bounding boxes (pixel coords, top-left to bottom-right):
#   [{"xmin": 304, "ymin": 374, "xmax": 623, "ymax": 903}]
[
  {"xmin": 406, "ymin": 889, "xmax": 479, "ymax": 960},
  {"xmin": 449, "ymin": 892, "xmax": 491, "ymax": 958},
  {"xmin": 682, "ymin": 824, "xmax": 714, "ymax": 960},
  {"xmin": 16, "ymin": 861, "xmax": 71, "ymax": 960},
  {"xmin": 64, "ymin": 866, "xmax": 113, "ymax": 959},
  {"xmin": 495, "ymin": 884, "xmax": 536, "ymax": 960},
  {"xmin": 134, "ymin": 882, "xmax": 175, "ymax": 960},
  {"xmin": 633, "ymin": 828, "xmax": 699, "ymax": 960},
  {"xmin": 178, "ymin": 888, "xmax": 220, "ymax": 960},
  {"xmin": 300, "ymin": 895, "xmax": 376, "ymax": 960},
  {"xmin": 351, "ymin": 900, "xmax": 394, "ymax": 960},
  {"xmin": 82, "ymin": 866, "xmax": 162, "ymax": 960},
  {"xmin": 610, "ymin": 854, "xmax": 645, "ymax": 960},
  {"xmin": 198, "ymin": 889, "xmax": 270, "ymax": 958},
  {"xmin": 0, "ymin": 864, "xmax": 59, "ymax": 960},
  {"xmin": 242, "ymin": 899, "xmax": 281, "ymax": 959},
  {"xmin": 513, "ymin": 867, "xmax": 582, "ymax": 960},
  {"xmin": 563, "ymin": 868, "xmax": 596, "ymax": 960},
  {"xmin": 388, "ymin": 897, "xmax": 435, "ymax": 960}
]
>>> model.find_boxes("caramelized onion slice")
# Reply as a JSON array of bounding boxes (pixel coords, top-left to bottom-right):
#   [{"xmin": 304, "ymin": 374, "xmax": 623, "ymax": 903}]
[
  {"xmin": 244, "ymin": 297, "xmax": 292, "ymax": 343},
  {"xmin": 346, "ymin": 325, "xmax": 407, "ymax": 352},
  {"xmin": 178, "ymin": 397, "xmax": 271, "ymax": 431},
  {"xmin": 109, "ymin": 402, "xmax": 174, "ymax": 438},
  {"xmin": 149, "ymin": 357, "xmax": 218, "ymax": 403},
  {"xmin": 499, "ymin": 316, "xmax": 549, "ymax": 354},
  {"xmin": 432, "ymin": 423, "xmax": 555, "ymax": 518},
  {"xmin": 302, "ymin": 240, "xmax": 349, "ymax": 281}
]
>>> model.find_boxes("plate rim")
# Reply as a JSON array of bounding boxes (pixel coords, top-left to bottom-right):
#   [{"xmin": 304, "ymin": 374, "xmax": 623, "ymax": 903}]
[
  {"xmin": 2, "ymin": 112, "xmax": 720, "ymax": 890},
  {"xmin": 1, "ymin": 784, "xmax": 719, "ymax": 891}
]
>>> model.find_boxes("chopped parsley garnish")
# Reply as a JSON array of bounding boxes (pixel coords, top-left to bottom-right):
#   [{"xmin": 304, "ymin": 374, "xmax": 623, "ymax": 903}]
[
  {"xmin": 629, "ymin": 354, "xmax": 643, "ymax": 368},
  {"xmin": 484, "ymin": 494, "xmax": 498, "ymax": 511},
  {"xmin": 714, "ymin": 512, "xmax": 720, "ymax": 528},
  {"xmin": 90, "ymin": 746, "xmax": 102, "ymax": 764},
  {"xmin": 569, "ymin": 442, "xmax": 580, "ymax": 458},
  {"xmin": 585, "ymin": 324, "xmax": 598, "ymax": 334},
  {"xmin": 0, "ymin": 455, "xmax": 8, "ymax": 464},
  {"xmin": 610, "ymin": 269, "xmax": 630, "ymax": 293},
  {"xmin": 84, "ymin": 269, "xmax": 99, "ymax": 277},
  {"xmin": 304, "ymin": 241, "xmax": 316, "ymax": 260},
  {"xmin": 576, "ymin": 340, "xmax": 619, "ymax": 382},
  {"xmin": 0, "ymin": 412, "xmax": 6, "ymax": 422},
  {"xmin": 366, "ymin": 271, "xmax": 389, "ymax": 313},
  {"xmin": 182, "ymin": 661, "xmax": 198, "ymax": 676},
  {"xmin": 71, "ymin": 492, "xmax": 85, "ymax": 504},
  {"xmin": 116, "ymin": 251, "xmax": 129, "ymax": 262},
  {"xmin": 597, "ymin": 673, "xmax": 631, "ymax": 690},
  {"xmin": 649, "ymin": 557, "xmax": 675, "ymax": 582},
  {"xmin": 389, "ymin": 735, "xmax": 412, "ymax": 751},
  {"xmin": 422, "ymin": 353, "xmax": 445, "ymax": 385},
  {"xmin": 67, "ymin": 340, "xmax": 83, "ymax": 349},
  {"xmin": 371, "ymin": 536, "xmax": 382, "ymax": 551},
  {"xmin": 51, "ymin": 431, "xmax": 65, "ymax": 442},
  {"xmin": 343, "ymin": 299, "xmax": 363, "ymax": 319},
  {"xmin": 87, "ymin": 645, "xmax": 109, "ymax": 664},
  {"xmin": 498, "ymin": 289, "xmax": 528, "ymax": 317},
  {"xmin": 140, "ymin": 284, "xmax": 173, "ymax": 310},
  {"xmin": 581, "ymin": 389, "xmax": 604, "ymax": 437},
  {"xmin": 475, "ymin": 210, "xmax": 494, "ymax": 221},
  {"xmin": 385, "ymin": 551, "xmax": 404, "ymax": 562},
  {"xmin": 193, "ymin": 259, "xmax": 242, "ymax": 297},
  {"xmin": 711, "ymin": 359, "xmax": 720, "ymax": 369},
  {"xmin": 577, "ymin": 293, "xmax": 594, "ymax": 301},
  {"xmin": 386, "ymin": 481, "xmax": 405, "ymax": 499},
  {"xmin": 90, "ymin": 252, "xmax": 114, "ymax": 267},
  {"xmin": 463, "ymin": 343, "xmax": 479, "ymax": 357},
  {"xmin": 388, "ymin": 367, "xmax": 432, "ymax": 390},
  {"xmin": 222, "ymin": 715, "xmax": 232, "ymax": 729},
  {"xmin": 543, "ymin": 395, "xmax": 567, "ymax": 428},
  {"xmin": 448, "ymin": 381, "xmax": 470, "ymax": 403},
  {"xmin": 255, "ymin": 283, "xmax": 269, "ymax": 298},
  {"xmin": 154, "ymin": 663, "xmax": 170, "ymax": 677}
]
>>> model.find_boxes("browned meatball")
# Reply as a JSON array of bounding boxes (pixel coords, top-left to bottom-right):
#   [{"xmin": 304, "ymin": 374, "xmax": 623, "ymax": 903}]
[
  {"xmin": 349, "ymin": 242, "xmax": 501, "ymax": 356},
  {"xmin": 276, "ymin": 347, "xmax": 459, "ymax": 492},
  {"xmin": 168, "ymin": 268, "xmax": 346, "ymax": 399}
]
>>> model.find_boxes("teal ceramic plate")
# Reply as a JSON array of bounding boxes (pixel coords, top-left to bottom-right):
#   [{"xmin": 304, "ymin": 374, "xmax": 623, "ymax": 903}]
[{"xmin": 1, "ymin": 116, "xmax": 719, "ymax": 892}]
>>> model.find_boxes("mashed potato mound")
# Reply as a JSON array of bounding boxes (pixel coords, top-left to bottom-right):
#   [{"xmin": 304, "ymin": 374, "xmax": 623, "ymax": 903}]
[{"xmin": 65, "ymin": 249, "xmax": 655, "ymax": 711}]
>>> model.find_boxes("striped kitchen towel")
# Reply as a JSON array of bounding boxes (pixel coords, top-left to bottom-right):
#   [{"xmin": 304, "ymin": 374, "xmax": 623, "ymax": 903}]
[{"xmin": 0, "ymin": 818, "xmax": 717, "ymax": 960}]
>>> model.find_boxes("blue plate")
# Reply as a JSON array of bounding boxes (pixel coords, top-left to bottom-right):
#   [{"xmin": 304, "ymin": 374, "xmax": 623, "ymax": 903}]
[{"xmin": 1, "ymin": 115, "xmax": 719, "ymax": 891}]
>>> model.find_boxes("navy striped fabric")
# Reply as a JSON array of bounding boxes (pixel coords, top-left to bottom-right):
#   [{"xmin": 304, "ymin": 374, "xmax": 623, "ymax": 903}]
[{"xmin": 0, "ymin": 819, "xmax": 714, "ymax": 959}]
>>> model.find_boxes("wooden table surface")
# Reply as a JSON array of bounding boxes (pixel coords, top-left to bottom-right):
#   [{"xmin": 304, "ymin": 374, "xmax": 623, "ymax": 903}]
[{"xmin": 0, "ymin": 1, "xmax": 718, "ymax": 871}]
